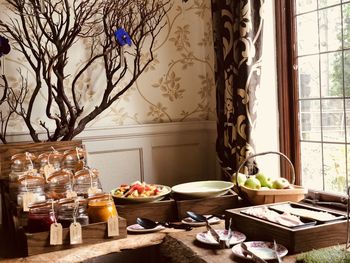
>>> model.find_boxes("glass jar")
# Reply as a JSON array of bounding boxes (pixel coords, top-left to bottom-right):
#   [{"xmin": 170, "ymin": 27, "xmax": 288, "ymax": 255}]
[
  {"xmin": 87, "ymin": 194, "xmax": 117, "ymax": 223},
  {"xmin": 57, "ymin": 198, "xmax": 89, "ymax": 228},
  {"xmin": 37, "ymin": 152, "xmax": 63, "ymax": 179},
  {"xmin": 27, "ymin": 201, "xmax": 56, "ymax": 233},
  {"xmin": 17, "ymin": 175, "xmax": 46, "ymax": 208},
  {"xmin": 73, "ymin": 168, "xmax": 102, "ymax": 197},
  {"xmin": 9, "ymin": 152, "xmax": 36, "ymax": 182},
  {"xmin": 62, "ymin": 147, "xmax": 86, "ymax": 174},
  {"xmin": 46, "ymin": 169, "xmax": 73, "ymax": 200}
]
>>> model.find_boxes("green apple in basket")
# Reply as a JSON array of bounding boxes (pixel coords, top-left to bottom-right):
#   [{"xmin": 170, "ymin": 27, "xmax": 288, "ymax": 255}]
[
  {"xmin": 243, "ymin": 176, "xmax": 261, "ymax": 190},
  {"xmin": 255, "ymin": 172, "xmax": 273, "ymax": 188},
  {"xmin": 232, "ymin": 172, "xmax": 247, "ymax": 186},
  {"xmin": 271, "ymin": 177, "xmax": 290, "ymax": 189}
]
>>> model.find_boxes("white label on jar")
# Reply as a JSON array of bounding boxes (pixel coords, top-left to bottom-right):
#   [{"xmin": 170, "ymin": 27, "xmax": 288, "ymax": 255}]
[
  {"xmin": 50, "ymin": 223, "xmax": 63, "ymax": 245},
  {"xmin": 44, "ymin": 164, "xmax": 55, "ymax": 180},
  {"xmin": 22, "ymin": 192, "xmax": 35, "ymax": 212},
  {"xmin": 70, "ymin": 222, "xmax": 82, "ymax": 244},
  {"xmin": 66, "ymin": 190, "xmax": 78, "ymax": 198},
  {"xmin": 108, "ymin": 216, "xmax": 119, "ymax": 237},
  {"xmin": 88, "ymin": 187, "xmax": 102, "ymax": 196}
]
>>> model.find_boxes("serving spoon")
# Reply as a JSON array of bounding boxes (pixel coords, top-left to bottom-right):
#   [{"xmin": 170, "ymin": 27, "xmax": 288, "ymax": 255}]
[
  {"xmin": 136, "ymin": 217, "xmax": 192, "ymax": 231},
  {"xmin": 185, "ymin": 211, "xmax": 222, "ymax": 222}
]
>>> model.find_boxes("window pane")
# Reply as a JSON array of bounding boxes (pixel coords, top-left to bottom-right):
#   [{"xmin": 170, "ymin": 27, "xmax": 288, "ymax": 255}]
[
  {"xmin": 345, "ymin": 51, "xmax": 350, "ymax": 96},
  {"xmin": 300, "ymin": 100, "xmax": 321, "ymax": 140},
  {"xmin": 301, "ymin": 142, "xmax": 323, "ymax": 190},
  {"xmin": 323, "ymin": 143, "xmax": 346, "ymax": 193},
  {"xmin": 298, "ymin": 55, "xmax": 320, "ymax": 98},
  {"xmin": 322, "ymin": 99, "xmax": 345, "ymax": 142},
  {"xmin": 345, "ymin": 99, "xmax": 350, "ymax": 142},
  {"xmin": 319, "ymin": 6, "xmax": 342, "ymax": 52},
  {"xmin": 319, "ymin": 0, "xmax": 341, "ymax": 8},
  {"xmin": 297, "ymin": 12, "xmax": 319, "ymax": 55},
  {"xmin": 344, "ymin": 3, "xmax": 350, "ymax": 49},
  {"xmin": 296, "ymin": 0, "xmax": 317, "ymax": 14},
  {"xmin": 321, "ymin": 52, "xmax": 343, "ymax": 97}
]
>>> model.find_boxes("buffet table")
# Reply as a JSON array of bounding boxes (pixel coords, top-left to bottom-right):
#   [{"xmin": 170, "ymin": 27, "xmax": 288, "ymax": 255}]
[{"xmin": 0, "ymin": 221, "xmax": 299, "ymax": 263}]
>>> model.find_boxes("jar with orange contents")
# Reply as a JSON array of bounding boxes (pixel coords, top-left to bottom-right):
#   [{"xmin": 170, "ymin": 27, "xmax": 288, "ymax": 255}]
[{"xmin": 87, "ymin": 194, "xmax": 118, "ymax": 223}]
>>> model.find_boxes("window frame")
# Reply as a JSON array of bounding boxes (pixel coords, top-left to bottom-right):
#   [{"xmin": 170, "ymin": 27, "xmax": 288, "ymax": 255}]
[{"xmin": 275, "ymin": 0, "xmax": 348, "ymax": 203}]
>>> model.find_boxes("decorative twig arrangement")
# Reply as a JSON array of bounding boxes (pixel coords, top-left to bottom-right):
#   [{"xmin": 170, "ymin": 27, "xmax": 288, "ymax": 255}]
[{"xmin": 0, "ymin": 0, "xmax": 170, "ymax": 143}]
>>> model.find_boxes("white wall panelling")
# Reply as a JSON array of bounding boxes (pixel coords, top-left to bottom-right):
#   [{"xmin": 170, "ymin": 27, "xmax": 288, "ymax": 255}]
[{"xmin": 80, "ymin": 121, "xmax": 218, "ymax": 191}]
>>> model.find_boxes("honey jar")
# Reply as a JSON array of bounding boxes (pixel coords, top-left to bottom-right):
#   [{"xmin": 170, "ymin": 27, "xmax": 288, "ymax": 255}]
[{"xmin": 87, "ymin": 194, "xmax": 117, "ymax": 223}]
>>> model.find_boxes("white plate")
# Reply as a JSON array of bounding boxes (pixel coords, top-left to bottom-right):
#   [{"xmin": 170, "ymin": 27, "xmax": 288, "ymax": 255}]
[
  {"xmin": 196, "ymin": 229, "xmax": 246, "ymax": 246},
  {"xmin": 111, "ymin": 185, "xmax": 171, "ymax": 204},
  {"xmin": 127, "ymin": 224, "xmax": 165, "ymax": 233},
  {"xmin": 171, "ymin": 181, "xmax": 234, "ymax": 199},
  {"xmin": 231, "ymin": 241, "xmax": 288, "ymax": 261},
  {"xmin": 181, "ymin": 215, "xmax": 221, "ymax": 226}
]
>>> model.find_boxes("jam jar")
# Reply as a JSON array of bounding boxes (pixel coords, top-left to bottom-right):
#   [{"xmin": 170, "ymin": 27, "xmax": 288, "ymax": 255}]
[
  {"xmin": 62, "ymin": 147, "xmax": 86, "ymax": 173},
  {"xmin": 17, "ymin": 174, "xmax": 46, "ymax": 209},
  {"xmin": 46, "ymin": 169, "xmax": 73, "ymax": 200},
  {"xmin": 87, "ymin": 194, "xmax": 117, "ymax": 223},
  {"xmin": 9, "ymin": 152, "xmax": 37, "ymax": 202},
  {"xmin": 37, "ymin": 152, "xmax": 63, "ymax": 179},
  {"xmin": 73, "ymin": 168, "xmax": 102, "ymax": 197},
  {"xmin": 27, "ymin": 201, "xmax": 56, "ymax": 233},
  {"xmin": 57, "ymin": 198, "xmax": 89, "ymax": 228}
]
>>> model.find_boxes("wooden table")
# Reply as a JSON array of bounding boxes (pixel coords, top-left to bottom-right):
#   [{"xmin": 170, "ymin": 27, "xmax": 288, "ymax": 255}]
[{"xmin": 0, "ymin": 221, "xmax": 300, "ymax": 263}]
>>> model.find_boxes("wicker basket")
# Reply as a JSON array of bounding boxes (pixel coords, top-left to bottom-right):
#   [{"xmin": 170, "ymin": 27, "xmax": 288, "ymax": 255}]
[{"xmin": 234, "ymin": 151, "xmax": 307, "ymax": 205}]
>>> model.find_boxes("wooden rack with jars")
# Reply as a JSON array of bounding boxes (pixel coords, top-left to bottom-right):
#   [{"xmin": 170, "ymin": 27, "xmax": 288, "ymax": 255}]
[{"xmin": 0, "ymin": 141, "xmax": 126, "ymax": 258}]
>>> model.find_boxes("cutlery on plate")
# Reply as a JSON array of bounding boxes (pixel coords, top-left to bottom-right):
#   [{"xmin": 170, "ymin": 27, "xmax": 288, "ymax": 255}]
[
  {"xmin": 240, "ymin": 242, "xmax": 268, "ymax": 263},
  {"xmin": 224, "ymin": 217, "xmax": 233, "ymax": 248},
  {"xmin": 186, "ymin": 211, "xmax": 226, "ymax": 248},
  {"xmin": 273, "ymin": 240, "xmax": 282, "ymax": 263},
  {"xmin": 185, "ymin": 211, "xmax": 222, "ymax": 222},
  {"xmin": 136, "ymin": 217, "xmax": 192, "ymax": 231}
]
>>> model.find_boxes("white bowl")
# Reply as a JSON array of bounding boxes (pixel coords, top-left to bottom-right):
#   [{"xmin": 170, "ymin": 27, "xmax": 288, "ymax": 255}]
[{"xmin": 171, "ymin": 180, "xmax": 234, "ymax": 199}]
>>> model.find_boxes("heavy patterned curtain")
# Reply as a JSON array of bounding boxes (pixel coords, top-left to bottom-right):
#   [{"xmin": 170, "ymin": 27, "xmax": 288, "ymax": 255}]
[{"xmin": 211, "ymin": 0, "xmax": 265, "ymax": 180}]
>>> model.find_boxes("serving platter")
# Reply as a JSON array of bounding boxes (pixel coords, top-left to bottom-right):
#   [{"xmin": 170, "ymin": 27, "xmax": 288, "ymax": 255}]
[{"xmin": 226, "ymin": 201, "xmax": 349, "ymax": 253}]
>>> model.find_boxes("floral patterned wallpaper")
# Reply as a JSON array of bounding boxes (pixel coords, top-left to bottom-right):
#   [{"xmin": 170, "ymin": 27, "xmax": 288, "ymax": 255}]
[{"xmin": 0, "ymin": 0, "xmax": 215, "ymax": 133}]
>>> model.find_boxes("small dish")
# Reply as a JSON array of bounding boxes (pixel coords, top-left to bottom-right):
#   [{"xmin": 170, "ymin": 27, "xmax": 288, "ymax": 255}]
[
  {"xmin": 232, "ymin": 241, "xmax": 288, "ymax": 261},
  {"xmin": 181, "ymin": 215, "xmax": 221, "ymax": 226},
  {"xmin": 126, "ymin": 224, "xmax": 165, "ymax": 233},
  {"xmin": 196, "ymin": 229, "xmax": 246, "ymax": 246}
]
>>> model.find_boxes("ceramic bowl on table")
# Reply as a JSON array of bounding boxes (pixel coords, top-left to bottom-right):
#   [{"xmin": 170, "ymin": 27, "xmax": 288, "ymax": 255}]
[
  {"xmin": 111, "ymin": 184, "xmax": 171, "ymax": 204},
  {"xmin": 171, "ymin": 180, "xmax": 234, "ymax": 199}
]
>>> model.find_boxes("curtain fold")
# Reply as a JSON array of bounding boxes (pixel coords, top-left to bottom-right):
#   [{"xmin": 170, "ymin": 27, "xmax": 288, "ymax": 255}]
[{"xmin": 212, "ymin": 0, "xmax": 265, "ymax": 180}]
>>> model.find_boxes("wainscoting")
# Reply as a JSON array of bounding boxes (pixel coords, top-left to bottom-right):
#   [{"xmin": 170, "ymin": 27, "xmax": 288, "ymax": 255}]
[{"xmin": 80, "ymin": 121, "xmax": 219, "ymax": 191}]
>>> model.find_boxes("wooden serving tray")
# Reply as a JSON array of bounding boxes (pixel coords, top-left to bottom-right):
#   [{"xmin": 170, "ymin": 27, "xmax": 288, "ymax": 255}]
[
  {"xmin": 226, "ymin": 202, "xmax": 348, "ymax": 253},
  {"xmin": 16, "ymin": 217, "xmax": 127, "ymax": 257}
]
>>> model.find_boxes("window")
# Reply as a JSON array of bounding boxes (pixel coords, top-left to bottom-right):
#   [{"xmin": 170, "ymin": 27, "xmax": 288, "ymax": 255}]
[{"xmin": 276, "ymin": 0, "xmax": 350, "ymax": 196}]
